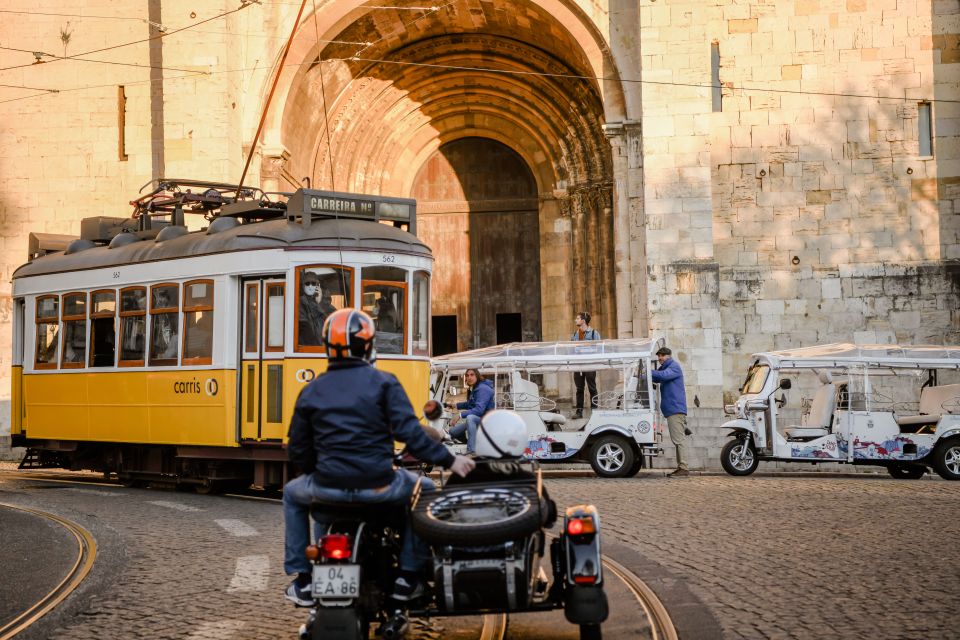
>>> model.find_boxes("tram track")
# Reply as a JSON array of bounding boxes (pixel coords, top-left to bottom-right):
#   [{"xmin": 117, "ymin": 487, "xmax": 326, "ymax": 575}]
[
  {"xmin": 0, "ymin": 503, "xmax": 97, "ymax": 640},
  {"xmin": 1, "ymin": 468, "xmax": 677, "ymax": 639}
]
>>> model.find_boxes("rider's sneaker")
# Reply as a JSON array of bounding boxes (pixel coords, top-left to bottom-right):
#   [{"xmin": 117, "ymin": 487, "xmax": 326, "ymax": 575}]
[
  {"xmin": 285, "ymin": 578, "xmax": 314, "ymax": 607},
  {"xmin": 391, "ymin": 575, "xmax": 424, "ymax": 602}
]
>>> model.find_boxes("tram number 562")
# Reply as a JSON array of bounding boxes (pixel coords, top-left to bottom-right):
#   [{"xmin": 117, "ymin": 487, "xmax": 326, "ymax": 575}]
[{"xmin": 381, "ymin": 255, "xmax": 396, "ymax": 263}]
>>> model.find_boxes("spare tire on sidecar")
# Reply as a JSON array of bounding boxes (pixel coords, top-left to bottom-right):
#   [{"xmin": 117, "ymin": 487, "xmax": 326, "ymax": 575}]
[{"xmin": 411, "ymin": 460, "xmax": 556, "ymax": 546}]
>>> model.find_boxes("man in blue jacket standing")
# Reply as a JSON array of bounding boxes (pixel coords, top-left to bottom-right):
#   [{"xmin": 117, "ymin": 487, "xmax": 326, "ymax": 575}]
[
  {"xmin": 283, "ymin": 309, "xmax": 475, "ymax": 606},
  {"xmin": 651, "ymin": 346, "xmax": 689, "ymax": 477}
]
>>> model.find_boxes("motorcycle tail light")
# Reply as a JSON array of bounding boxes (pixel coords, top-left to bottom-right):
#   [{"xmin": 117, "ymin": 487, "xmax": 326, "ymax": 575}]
[
  {"xmin": 567, "ymin": 517, "xmax": 596, "ymax": 536},
  {"xmin": 573, "ymin": 575, "xmax": 598, "ymax": 585},
  {"xmin": 320, "ymin": 534, "xmax": 352, "ymax": 560}
]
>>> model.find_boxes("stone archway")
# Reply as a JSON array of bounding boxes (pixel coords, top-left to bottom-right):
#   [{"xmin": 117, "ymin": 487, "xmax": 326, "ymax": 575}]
[
  {"xmin": 266, "ymin": 0, "xmax": 624, "ymax": 342},
  {"xmin": 412, "ymin": 137, "xmax": 541, "ymax": 353}
]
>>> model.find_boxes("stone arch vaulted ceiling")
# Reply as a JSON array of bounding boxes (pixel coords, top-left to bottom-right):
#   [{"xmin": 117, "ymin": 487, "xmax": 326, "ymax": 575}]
[{"xmin": 273, "ymin": 0, "xmax": 623, "ymax": 196}]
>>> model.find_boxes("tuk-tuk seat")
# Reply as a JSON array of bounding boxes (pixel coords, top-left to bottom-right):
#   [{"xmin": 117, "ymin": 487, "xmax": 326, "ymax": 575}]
[
  {"xmin": 784, "ymin": 371, "xmax": 835, "ymax": 440},
  {"xmin": 896, "ymin": 383, "xmax": 960, "ymax": 431}
]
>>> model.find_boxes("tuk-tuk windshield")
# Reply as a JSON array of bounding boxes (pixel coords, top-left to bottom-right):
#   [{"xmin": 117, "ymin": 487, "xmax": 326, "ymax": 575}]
[{"xmin": 741, "ymin": 363, "xmax": 770, "ymax": 394}]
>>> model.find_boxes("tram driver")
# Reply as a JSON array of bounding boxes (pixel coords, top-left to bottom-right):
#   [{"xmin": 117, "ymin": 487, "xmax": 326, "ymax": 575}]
[{"xmin": 298, "ymin": 271, "xmax": 327, "ymax": 346}]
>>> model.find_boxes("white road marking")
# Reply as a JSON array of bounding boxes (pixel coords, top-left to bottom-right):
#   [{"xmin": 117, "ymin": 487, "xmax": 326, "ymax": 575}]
[
  {"xmin": 63, "ymin": 487, "xmax": 119, "ymax": 497},
  {"xmin": 185, "ymin": 620, "xmax": 246, "ymax": 639},
  {"xmin": 227, "ymin": 555, "xmax": 271, "ymax": 593},
  {"xmin": 215, "ymin": 518, "xmax": 259, "ymax": 537},
  {"xmin": 148, "ymin": 500, "xmax": 201, "ymax": 512}
]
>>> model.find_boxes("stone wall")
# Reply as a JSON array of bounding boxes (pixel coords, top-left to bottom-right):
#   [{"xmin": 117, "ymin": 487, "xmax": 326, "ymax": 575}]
[{"xmin": 637, "ymin": 0, "xmax": 960, "ymax": 406}]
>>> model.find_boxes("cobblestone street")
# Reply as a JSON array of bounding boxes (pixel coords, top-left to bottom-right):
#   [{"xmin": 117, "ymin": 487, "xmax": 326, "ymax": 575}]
[
  {"xmin": 1, "ymin": 470, "xmax": 957, "ymax": 639},
  {"xmin": 548, "ymin": 475, "xmax": 959, "ymax": 640}
]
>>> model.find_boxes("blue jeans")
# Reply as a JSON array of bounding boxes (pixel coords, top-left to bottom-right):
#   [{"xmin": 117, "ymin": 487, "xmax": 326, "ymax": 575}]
[
  {"xmin": 448, "ymin": 414, "xmax": 481, "ymax": 452},
  {"xmin": 283, "ymin": 468, "xmax": 436, "ymax": 576}
]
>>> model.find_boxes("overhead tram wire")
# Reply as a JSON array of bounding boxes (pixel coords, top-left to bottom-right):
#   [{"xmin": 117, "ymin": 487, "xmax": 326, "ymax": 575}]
[
  {"xmin": 6, "ymin": 48, "xmax": 959, "ymax": 107},
  {"xmin": 0, "ymin": 2, "xmax": 257, "ymax": 73},
  {"xmin": 236, "ymin": 0, "xmax": 309, "ymax": 192},
  {"xmin": 0, "ymin": 45, "xmax": 208, "ymax": 75},
  {"xmin": 310, "ymin": 0, "xmax": 347, "ymax": 297}
]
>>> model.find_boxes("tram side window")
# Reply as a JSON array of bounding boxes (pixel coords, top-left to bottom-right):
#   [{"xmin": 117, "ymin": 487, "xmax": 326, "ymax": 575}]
[
  {"xmin": 412, "ymin": 271, "xmax": 430, "ymax": 356},
  {"xmin": 90, "ymin": 291, "xmax": 116, "ymax": 367},
  {"xmin": 61, "ymin": 293, "xmax": 87, "ymax": 368},
  {"xmin": 119, "ymin": 287, "xmax": 147, "ymax": 366},
  {"xmin": 34, "ymin": 295, "xmax": 59, "ymax": 369},
  {"xmin": 183, "ymin": 280, "xmax": 214, "ymax": 364},
  {"xmin": 150, "ymin": 284, "xmax": 179, "ymax": 366},
  {"xmin": 296, "ymin": 265, "xmax": 352, "ymax": 351},
  {"xmin": 362, "ymin": 266, "xmax": 406, "ymax": 355}
]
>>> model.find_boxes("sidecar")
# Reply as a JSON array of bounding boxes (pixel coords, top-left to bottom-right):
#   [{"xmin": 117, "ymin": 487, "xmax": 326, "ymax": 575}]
[{"xmin": 410, "ymin": 459, "xmax": 609, "ymax": 639}]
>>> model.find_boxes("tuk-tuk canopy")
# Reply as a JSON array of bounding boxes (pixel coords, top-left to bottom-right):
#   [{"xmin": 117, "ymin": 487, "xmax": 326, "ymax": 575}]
[
  {"xmin": 431, "ymin": 337, "xmax": 664, "ymax": 373},
  {"xmin": 754, "ymin": 343, "xmax": 960, "ymax": 371}
]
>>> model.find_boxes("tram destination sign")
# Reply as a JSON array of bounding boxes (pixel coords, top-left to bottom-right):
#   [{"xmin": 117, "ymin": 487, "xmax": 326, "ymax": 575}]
[{"xmin": 287, "ymin": 188, "xmax": 416, "ymax": 232}]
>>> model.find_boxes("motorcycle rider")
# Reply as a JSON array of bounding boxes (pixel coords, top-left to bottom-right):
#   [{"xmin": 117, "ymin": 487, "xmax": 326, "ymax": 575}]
[{"xmin": 283, "ymin": 308, "xmax": 475, "ymax": 606}]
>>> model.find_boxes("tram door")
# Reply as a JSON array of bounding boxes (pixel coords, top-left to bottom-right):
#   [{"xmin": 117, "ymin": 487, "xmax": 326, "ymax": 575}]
[{"xmin": 240, "ymin": 278, "xmax": 287, "ymax": 441}]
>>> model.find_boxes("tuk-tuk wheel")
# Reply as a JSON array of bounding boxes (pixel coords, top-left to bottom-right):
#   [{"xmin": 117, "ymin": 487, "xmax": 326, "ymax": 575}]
[
  {"xmin": 588, "ymin": 435, "xmax": 636, "ymax": 478},
  {"xmin": 720, "ymin": 437, "xmax": 759, "ymax": 476},
  {"xmin": 886, "ymin": 463, "xmax": 926, "ymax": 480},
  {"xmin": 931, "ymin": 438, "xmax": 960, "ymax": 481}
]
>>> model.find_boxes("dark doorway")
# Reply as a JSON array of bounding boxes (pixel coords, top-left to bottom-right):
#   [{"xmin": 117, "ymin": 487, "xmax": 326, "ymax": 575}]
[
  {"xmin": 432, "ymin": 315, "xmax": 458, "ymax": 356},
  {"xmin": 496, "ymin": 313, "xmax": 522, "ymax": 345},
  {"xmin": 413, "ymin": 137, "xmax": 542, "ymax": 352}
]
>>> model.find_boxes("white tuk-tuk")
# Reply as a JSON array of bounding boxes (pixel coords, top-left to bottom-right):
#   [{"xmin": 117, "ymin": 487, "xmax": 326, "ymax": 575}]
[
  {"xmin": 429, "ymin": 338, "xmax": 666, "ymax": 477},
  {"xmin": 720, "ymin": 343, "xmax": 960, "ymax": 480}
]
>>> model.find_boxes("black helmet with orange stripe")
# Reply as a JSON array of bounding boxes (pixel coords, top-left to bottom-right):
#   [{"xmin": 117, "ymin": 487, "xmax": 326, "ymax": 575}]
[{"xmin": 322, "ymin": 308, "xmax": 376, "ymax": 363}]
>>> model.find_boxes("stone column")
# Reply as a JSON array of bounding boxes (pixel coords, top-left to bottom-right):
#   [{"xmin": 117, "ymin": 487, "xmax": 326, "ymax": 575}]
[{"xmin": 606, "ymin": 122, "xmax": 648, "ymax": 339}]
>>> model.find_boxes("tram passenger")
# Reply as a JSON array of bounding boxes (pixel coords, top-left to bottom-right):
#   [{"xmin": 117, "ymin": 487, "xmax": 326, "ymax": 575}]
[
  {"xmin": 297, "ymin": 272, "xmax": 327, "ymax": 346},
  {"xmin": 283, "ymin": 309, "xmax": 475, "ymax": 607},
  {"xmin": 374, "ymin": 296, "xmax": 400, "ymax": 333}
]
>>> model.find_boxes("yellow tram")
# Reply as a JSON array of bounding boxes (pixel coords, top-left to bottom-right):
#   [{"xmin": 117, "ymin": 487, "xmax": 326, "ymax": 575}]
[{"xmin": 10, "ymin": 180, "xmax": 432, "ymax": 490}]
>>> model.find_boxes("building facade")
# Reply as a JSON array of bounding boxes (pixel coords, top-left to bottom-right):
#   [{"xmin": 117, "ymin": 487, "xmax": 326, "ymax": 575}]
[{"xmin": 2, "ymin": 0, "xmax": 959, "ymax": 450}]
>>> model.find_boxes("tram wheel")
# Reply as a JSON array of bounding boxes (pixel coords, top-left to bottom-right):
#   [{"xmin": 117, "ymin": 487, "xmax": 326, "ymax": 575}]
[{"xmin": 886, "ymin": 463, "xmax": 926, "ymax": 480}]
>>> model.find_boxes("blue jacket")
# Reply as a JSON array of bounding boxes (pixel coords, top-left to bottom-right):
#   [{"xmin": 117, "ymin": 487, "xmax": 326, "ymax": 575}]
[
  {"xmin": 651, "ymin": 357, "xmax": 687, "ymax": 417},
  {"xmin": 456, "ymin": 378, "xmax": 496, "ymax": 419},
  {"xmin": 287, "ymin": 359, "xmax": 455, "ymax": 489}
]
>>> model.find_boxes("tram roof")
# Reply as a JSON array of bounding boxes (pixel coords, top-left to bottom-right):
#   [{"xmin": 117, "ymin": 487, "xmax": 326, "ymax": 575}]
[
  {"xmin": 754, "ymin": 343, "xmax": 960, "ymax": 369},
  {"xmin": 13, "ymin": 218, "xmax": 431, "ymax": 279},
  {"xmin": 431, "ymin": 337, "xmax": 665, "ymax": 372}
]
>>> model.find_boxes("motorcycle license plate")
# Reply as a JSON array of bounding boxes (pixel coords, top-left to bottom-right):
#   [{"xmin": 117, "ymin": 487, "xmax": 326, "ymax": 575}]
[{"xmin": 312, "ymin": 564, "xmax": 360, "ymax": 598}]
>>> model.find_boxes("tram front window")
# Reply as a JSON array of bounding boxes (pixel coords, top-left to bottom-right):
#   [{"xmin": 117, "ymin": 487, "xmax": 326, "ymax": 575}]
[
  {"xmin": 362, "ymin": 266, "xmax": 406, "ymax": 355},
  {"xmin": 296, "ymin": 266, "xmax": 352, "ymax": 350}
]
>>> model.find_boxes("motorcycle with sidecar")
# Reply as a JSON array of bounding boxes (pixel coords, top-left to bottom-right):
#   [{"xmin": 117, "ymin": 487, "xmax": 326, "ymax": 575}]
[{"xmin": 297, "ymin": 442, "xmax": 609, "ymax": 639}]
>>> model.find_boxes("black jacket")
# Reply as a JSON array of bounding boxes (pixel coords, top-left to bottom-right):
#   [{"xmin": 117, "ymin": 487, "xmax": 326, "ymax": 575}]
[{"xmin": 287, "ymin": 359, "xmax": 456, "ymax": 489}]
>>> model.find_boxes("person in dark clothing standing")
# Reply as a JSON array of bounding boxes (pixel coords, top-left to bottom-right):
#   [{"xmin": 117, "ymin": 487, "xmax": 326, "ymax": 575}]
[
  {"xmin": 283, "ymin": 309, "xmax": 475, "ymax": 606},
  {"xmin": 651, "ymin": 346, "xmax": 689, "ymax": 477},
  {"xmin": 571, "ymin": 311, "xmax": 601, "ymax": 419}
]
